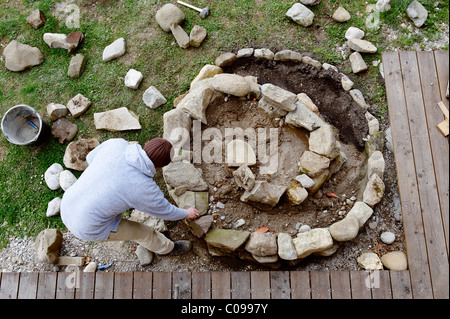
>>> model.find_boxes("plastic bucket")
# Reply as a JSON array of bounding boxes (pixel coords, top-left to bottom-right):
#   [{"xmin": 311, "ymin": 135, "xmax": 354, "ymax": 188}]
[{"xmin": 1, "ymin": 104, "xmax": 51, "ymax": 147}]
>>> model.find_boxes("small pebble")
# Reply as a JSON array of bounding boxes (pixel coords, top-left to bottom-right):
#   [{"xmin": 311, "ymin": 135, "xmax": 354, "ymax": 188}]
[{"xmin": 380, "ymin": 231, "xmax": 395, "ymax": 244}]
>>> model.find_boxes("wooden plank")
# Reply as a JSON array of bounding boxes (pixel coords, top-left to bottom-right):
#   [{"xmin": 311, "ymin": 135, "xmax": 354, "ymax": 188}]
[
  {"xmin": 310, "ymin": 271, "xmax": 330, "ymax": 299},
  {"xmin": 211, "ymin": 272, "xmax": 231, "ymax": 299},
  {"xmin": 290, "ymin": 271, "xmax": 310, "ymax": 299},
  {"xmin": 133, "ymin": 272, "xmax": 153, "ymax": 299},
  {"xmin": 75, "ymin": 272, "xmax": 95, "ymax": 299},
  {"xmin": 250, "ymin": 271, "xmax": 270, "ymax": 299},
  {"xmin": 231, "ymin": 272, "xmax": 251, "ymax": 299},
  {"xmin": 390, "ymin": 271, "xmax": 413, "ymax": 299},
  {"xmin": 416, "ymin": 51, "xmax": 450, "ymax": 299},
  {"xmin": 270, "ymin": 271, "xmax": 290, "ymax": 299},
  {"xmin": 0, "ymin": 272, "xmax": 19, "ymax": 299},
  {"xmin": 153, "ymin": 272, "xmax": 172, "ymax": 299},
  {"xmin": 350, "ymin": 271, "xmax": 371, "ymax": 299},
  {"xmin": 114, "ymin": 272, "xmax": 133, "ymax": 299},
  {"xmin": 17, "ymin": 272, "xmax": 38, "ymax": 299},
  {"xmin": 94, "ymin": 272, "xmax": 114, "ymax": 299},
  {"xmin": 330, "ymin": 271, "xmax": 351, "ymax": 299},
  {"xmin": 173, "ymin": 272, "xmax": 191, "ymax": 299},
  {"xmin": 433, "ymin": 50, "xmax": 450, "ymax": 256},
  {"xmin": 56, "ymin": 272, "xmax": 76, "ymax": 299},
  {"xmin": 192, "ymin": 272, "xmax": 211, "ymax": 299},
  {"xmin": 371, "ymin": 271, "xmax": 392, "ymax": 299},
  {"xmin": 37, "ymin": 272, "xmax": 57, "ymax": 299},
  {"xmin": 382, "ymin": 51, "xmax": 433, "ymax": 299}
]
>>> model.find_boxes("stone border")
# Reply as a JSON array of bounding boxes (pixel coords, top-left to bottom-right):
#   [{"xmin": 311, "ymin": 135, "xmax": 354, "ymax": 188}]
[{"xmin": 161, "ymin": 48, "xmax": 388, "ymax": 268}]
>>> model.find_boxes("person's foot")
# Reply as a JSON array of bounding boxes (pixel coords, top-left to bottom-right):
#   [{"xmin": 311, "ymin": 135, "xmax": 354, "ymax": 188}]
[{"xmin": 166, "ymin": 240, "xmax": 193, "ymax": 256}]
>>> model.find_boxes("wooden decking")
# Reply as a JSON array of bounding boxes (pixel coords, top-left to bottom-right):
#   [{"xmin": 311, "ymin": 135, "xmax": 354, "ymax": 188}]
[
  {"xmin": 0, "ymin": 270, "xmax": 413, "ymax": 299},
  {"xmin": 383, "ymin": 50, "xmax": 449, "ymax": 299},
  {"xmin": 0, "ymin": 51, "xmax": 448, "ymax": 300}
]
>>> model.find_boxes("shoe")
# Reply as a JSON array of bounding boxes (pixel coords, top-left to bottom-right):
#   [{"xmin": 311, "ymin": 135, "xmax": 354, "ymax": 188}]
[{"xmin": 166, "ymin": 240, "xmax": 193, "ymax": 256}]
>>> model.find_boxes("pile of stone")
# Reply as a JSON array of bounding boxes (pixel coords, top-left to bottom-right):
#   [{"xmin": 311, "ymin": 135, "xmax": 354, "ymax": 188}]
[
  {"xmin": 156, "ymin": 48, "xmax": 397, "ymax": 269},
  {"xmin": 155, "ymin": 3, "xmax": 207, "ymax": 49}
]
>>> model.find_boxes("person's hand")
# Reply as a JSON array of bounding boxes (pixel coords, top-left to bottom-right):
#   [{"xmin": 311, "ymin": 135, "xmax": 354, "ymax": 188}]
[{"xmin": 186, "ymin": 207, "xmax": 200, "ymax": 219}]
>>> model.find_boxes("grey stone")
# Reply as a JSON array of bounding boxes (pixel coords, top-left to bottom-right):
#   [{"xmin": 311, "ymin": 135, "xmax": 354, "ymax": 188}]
[
  {"xmin": 274, "ymin": 50, "xmax": 303, "ymax": 62},
  {"xmin": 376, "ymin": 0, "xmax": 391, "ymax": 12},
  {"xmin": 163, "ymin": 161, "xmax": 208, "ymax": 191},
  {"xmin": 47, "ymin": 103, "xmax": 68, "ymax": 121},
  {"xmin": 367, "ymin": 150, "xmax": 385, "ymax": 178},
  {"xmin": 348, "ymin": 38, "xmax": 377, "ymax": 53},
  {"xmin": 329, "ymin": 216, "xmax": 360, "ymax": 241},
  {"xmin": 68, "ymin": 53, "xmax": 87, "ymax": 79},
  {"xmin": 189, "ymin": 25, "xmax": 207, "ymax": 47},
  {"xmin": 277, "ymin": 233, "xmax": 298, "ymax": 260},
  {"xmin": 349, "ymin": 89, "xmax": 369, "ymax": 110},
  {"xmin": 298, "ymin": 151, "xmax": 330, "ymax": 178},
  {"xmin": 346, "ymin": 202, "xmax": 374, "ymax": 228},
  {"xmin": 3, "ymin": 40, "xmax": 44, "ymax": 72},
  {"xmin": 26, "ymin": 9, "xmax": 46, "ymax": 29},
  {"xmin": 163, "ymin": 108, "xmax": 192, "ymax": 147},
  {"xmin": 257, "ymin": 97, "xmax": 288, "ymax": 118},
  {"xmin": 332, "ymin": 7, "xmax": 351, "ymax": 22},
  {"xmin": 297, "ymin": 93, "xmax": 319, "ymax": 115},
  {"xmin": 380, "ymin": 231, "xmax": 395, "ymax": 244},
  {"xmin": 240, "ymin": 181, "xmax": 286, "ymax": 208},
  {"xmin": 300, "ymin": 0, "xmax": 321, "ymax": 5},
  {"xmin": 363, "ymin": 173, "xmax": 385, "ymax": 207},
  {"xmin": 261, "ymin": 83, "xmax": 297, "ymax": 112},
  {"xmin": 35, "ymin": 229, "xmax": 63, "ymax": 264},
  {"xmin": 205, "ymin": 228, "xmax": 250, "ymax": 255},
  {"xmin": 295, "ymin": 174, "xmax": 315, "ymax": 188},
  {"xmin": 232, "ymin": 165, "xmax": 255, "ymax": 192},
  {"xmin": 155, "ymin": 3, "xmax": 185, "ymax": 32},
  {"xmin": 170, "ymin": 23, "xmax": 190, "ymax": 49},
  {"xmin": 308, "ymin": 124, "xmax": 339, "ymax": 159},
  {"xmin": 245, "ymin": 232, "xmax": 278, "ymax": 257},
  {"xmin": 292, "ymin": 228, "xmax": 333, "ymax": 258},
  {"xmin": 51, "ymin": 118, "xmax": 78, "ymax": 144},
  {"xmin": 169, "ymin": 190, "xmax": 209, "ymax": 215},
  {"xmin": 215, "ymin": 52, "xmax": 237, "ymax": 67},
  {"xmin": 302, "ymin": 56, "xmax": 322, "ymax": 69},
  {"xmin": 102, "ymin": 38, "xmax": 126, "ymax": 62},
  {"xmin": 190, "ymin": 64, "xmax": 223, "ymax": 88},
  {"xmin": 341, "ymin": 73, "xmax": 354, "ymax": 91},
  {"xmin": 63, "ymin": 138, "xmax": 99, "ymax": 171},
  {"xmin": 237, "ymin": 48, "xmax": 254, "ymax": 58},
  {"xmin": 350, "ymin": 52, "xmax": 368, "ymax": 74},
  {"xmin": 406, "ymin": 0, "xmax": 428, "ymax": 27},
  {"xmin": 210, "ymin": 73, "xmax": 251, "ymax": 97},
  {"xmin": 254, "ymin": 48, "xmax": 275, "ymax": 60},
  {"xmin": 94, "ymin": 107, "xmax": 141, "ymax": 131},
  {"xmin": 135, "ymin": 245, "xmax": 153, "ymax": 266},
  {"xmin": 345, "ymin": 27, "xmax": 365, "ymax": 40},
  {"xmin": 185, "ymin": 215, "xmax": 214, "ymax": 238},
  {"xmin": 285, "ymin": 101, "xmax": 324, "ymax": 131},
  {"xmin": 286, "ymin": 3, "xmax": 314, "ymax": 27},
  {"xmin": 142, "ymin": 86, "xmax": 167, "ymax": 109},
  {"xmin": 177, "ymin": 79, "xmax": 214, "ymax": 124},
  {"xmin": 66, "ymin": 93, "xmax": 91, "ymax": 118}
]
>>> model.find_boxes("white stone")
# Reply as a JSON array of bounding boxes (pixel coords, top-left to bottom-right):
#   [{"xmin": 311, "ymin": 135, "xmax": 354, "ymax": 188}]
[
  {"xmin": 59, "ymin": 170, "xmax": 77, "ymax": 191},
  {"xmin": 293, "ymin": 228, "xmax": 333, "ymax": 258},
  {"xmin": 345, "ymin": 27, "xmax": 365, "ymax": 40},
  {"xmin": 286, "ymin": 180, "xmax": 308, "ymax": 206},
  {"xmin": 329, "ymin": 216, "xmax": 360, "ymax": 242},
  {"xmin": 44, "ymin": 163, "xmax": 64, "ymax": 190},
  {"xmin": 245, "ymin": 232, "xmax": 278, "ymax": 257},
  {"xmin": 226, "ymin": 140, "xmax": 257, "ymax": 167},
  {"xmin": 308, "ymin": 124, "xmax": 339, "ymax": 159},
  {"xmin": 46, "ymin": 103, "xmax": 68, "ymax": 121},
  {"xmin": 261, "ymin": 84, "xmax": 297, "ymax": 112},
  {"xmin": 274, "ymin": 50, "xmax": 303, "ymax": 62},
  {"xmin": 3, "ymin": 40, "xmax": 44, "ymax": 72},
  {"xmin": 142, "ymin": 86, "xmax": 167, "ymax": 109},
  {"xmin": 367, "ymin": 150, "xmax": 385, "ymax": 178},
  {"xmin": 380, "ymin": 231, "xmax": 395, "ymax": 244},
  {"xmin": 155, "ymin": 3, "xmax": 185, "ymax": 32},
  {"xmin": 102, "ymin": 38, "xmax": 126, "ymax": 62},
  {"xmin": 285, "ymin": 101, "xmax": 324, "ymax": 131},
  {"xmin": 94, "ymin": 107, "xmax": 141, "ymax": 131},
  {"xmin": 177, "ymin": 79, "xmax": 214, "ymax": 124},
  {"xmin": 298, "ymin": 225, "xmax": 311, "ymax": 233},
  {"xmin": 357, "ymin": 252, "xmax": 383, "ymax": 270},
  {"xmin": 376, "ymin": 0, "xmax": 391, "ymax": 12},
  {"xmin": 297, "ymin": 93, "xmax": 319, "ymax": 115},
  {"xmin": 254, "ymin": 48, "xmax": 275, "ymax": 60},
  {"xmin": 341, "ymin": 74, "xmax": 354, "ymax": 91},
  {"xmin": 66, "ymin": 93, "xmax": 91, "ymax": 118},
  {"xmin": 163, "ymin": 108, "xmax": 192, "ymax": 146},
  {"xmin": 277, "ymin": 233, "xmax": 298, "ymax": 260},
  {"xmin": 298, "ymin": 151, "xmax": 330, "ymax": 178},
  {"xmin": 286, "ymin": 3, "xmax": 315, "ymax": 27},
  {"xmin": 363, "ymin": 173, "xmax": 385, "ymax": 207},
  {"xmin": 300, "ymin": 0, "xmax": 321, "ymax": 5},
  {"xmin": 237, "ymin": 48, "xmax": 254, "ymax": 58},
  {"xmin": 332, "ymin": 7, "xmax": 351, "ymax": 22},
  {"xmin": 232, "ymin": 165, "xmax": 255, "ymax": 192},
  {"xmin": 240, "ymin": 181, "xmax": 286, "ymax": 208},
  {"xmin": 380, "ymin": 251, "xmax": 407, "ymax": 270},
  {"xmin": 295, "ymin": 174, "xmax": 315, "ymax": 188},
  {"xmin": 349, "ymin": 52, "xmax": 368, "ymax": 74},
  {"xmin": 406, "ymin": 0, "xmax": 428, "ymax": 27},
  {"xmin": 210, "ymin": 73, "xmax": 251, "ymax": 97},
  {"xmin": 302, "ymin": 56, "xmax": 322, "ymax": 69},
  {"xmin": 124, "ymin": 69, "xmax": 143, "ymax": 89},
  {"xmin": 346, "ymin": 201, "xmax": 374, "ymax": 228},
  {"xmin": 348, "ymin": 38, "xmax": 377, "ymax": 53},
  {"xmin": 350, "ymin": 89, "xmax": 369, "ymax": 110},
  {"xmin": 46, "ymin": 197, "xmax": 62, "ymax": 217},
  {"xmin": 190, "ymin": 64, "xmax": 223, "ymax": 88}
]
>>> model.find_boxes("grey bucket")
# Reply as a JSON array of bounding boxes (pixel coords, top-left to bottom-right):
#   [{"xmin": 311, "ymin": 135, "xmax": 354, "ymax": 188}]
[{"xmin": 1, "ymin": 104, "xmax": 51, "ymax": 147}]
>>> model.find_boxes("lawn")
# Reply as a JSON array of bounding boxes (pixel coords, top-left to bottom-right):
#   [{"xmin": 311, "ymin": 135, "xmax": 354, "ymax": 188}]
[{"xmin": 0, "ymin": 0, "xmax": 448, "ymax": 248}]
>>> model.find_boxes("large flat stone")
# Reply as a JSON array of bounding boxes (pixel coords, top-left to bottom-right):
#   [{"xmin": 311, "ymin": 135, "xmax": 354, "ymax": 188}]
[
  {"xmin": 205, "ymin": 228, "xmax": 250, "ymax": 255},
  {"xmin": 240, "ymin": 181, "xmax": 286, "ymax": 208},
  {"xmin": 94, "ymin": 107, "xmax": 141, "ymax": 131},
  {"xmin": 163, "ymin": 161, "xmax": 208, "ymax": 191},
  {"xmin": 292, "ymin": 228, "xmax": 333, "ymax": 258}
]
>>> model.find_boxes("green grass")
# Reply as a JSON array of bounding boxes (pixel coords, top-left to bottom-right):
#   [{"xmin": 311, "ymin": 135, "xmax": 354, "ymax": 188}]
[{"xmin": 0, "ymin": 0, "xmax": 448, "ymax": 248}]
